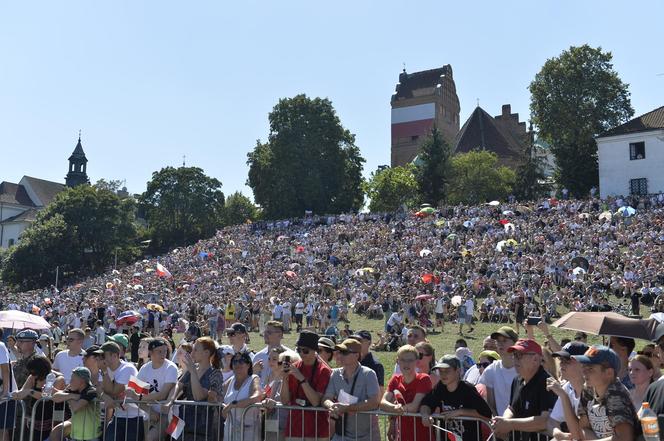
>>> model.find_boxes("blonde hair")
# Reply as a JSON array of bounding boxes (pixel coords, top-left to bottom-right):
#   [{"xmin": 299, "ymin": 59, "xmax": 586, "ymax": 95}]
[{"xmin": 396, "ymin": 344, "xmax": 418, "ymax": 359}]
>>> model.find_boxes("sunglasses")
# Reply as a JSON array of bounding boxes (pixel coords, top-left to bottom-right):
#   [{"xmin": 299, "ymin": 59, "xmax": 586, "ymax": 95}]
[
  {"xmin": 477, "ymin": 361, "xmax": 493, "ymax": 368},
  {"xmin": 296, "ymin": 347, "xmax": 312, "ymax": 355}
]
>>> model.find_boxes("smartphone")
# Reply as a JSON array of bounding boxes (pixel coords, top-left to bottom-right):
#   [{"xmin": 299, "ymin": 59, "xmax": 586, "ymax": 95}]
[
  {"xmin": 283, "ymin": 355, "xmax": 291, "ymax": 372},
  {"xmin": 526, "ymin": 317, "xmax": 542, "ymax": 326}
]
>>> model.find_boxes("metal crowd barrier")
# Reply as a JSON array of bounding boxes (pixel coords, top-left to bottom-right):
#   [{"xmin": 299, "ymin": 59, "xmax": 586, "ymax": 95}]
[
  {"xmin": 238, "ymin": 403, "xmax": 495, "ymax": 441},
  {"xmin": 0, "ymin": 396, "xmax": 26, "ymax": 441}
]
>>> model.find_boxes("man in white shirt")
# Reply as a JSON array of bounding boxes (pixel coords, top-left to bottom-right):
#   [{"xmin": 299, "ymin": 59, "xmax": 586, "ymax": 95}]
[
  {"xmin": 252, "ymin": 321, "xmax": 290, "ymax": 386},
  {"xmin": 53, "ymin": 328, "xmax": 85, "ymax": 384},
  {"xmin": 125, "ymin": 338, "xmax": 178, "ymax": 441},
  {"xmin": 294, "ymin": 300, "xmax": 305, "ymax": 332},
  {"xmin": 386, "ymin": 310, "xmax": 403, "ymax": 333},
  {"xmin": 478, "ymin": 326, "xmax": 518, "ymax": 416},
  {"xmin": 100, "ymin": 341, "xmax": 143, "ymax": 441},
  {"xmin": 272, "ymin": 301, "xmax": 284, "ymax": 321},
  {"xmin": 282, "ymin": 300, "xmax": 292, "ymax": 332},
  {"xmin": 0, "ymin": 330, "xmax": 17, "ymax": 441},
  {"xmin": 94, "ymin": 320, "xmax": 106, "ymax": 345}
]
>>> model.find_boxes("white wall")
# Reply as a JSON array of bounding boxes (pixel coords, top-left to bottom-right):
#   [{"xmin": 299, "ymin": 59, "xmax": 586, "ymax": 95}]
[
  {"xmin": 598, "ymin": 129, "xmax": 664, "ymax": 198},
  {"xmin": 0, "ymin": 222, "xmax": 28, "ymax": 248},
  {"xmin": 0, "ymin": 204, "xmax": 25, "ymax": 222}
]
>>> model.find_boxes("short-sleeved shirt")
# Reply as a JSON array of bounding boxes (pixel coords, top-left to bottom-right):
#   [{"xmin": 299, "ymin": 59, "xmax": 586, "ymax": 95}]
[
  {"xmin": 53, "ymin": 350, "xmax": 85, "ymax": 384},
  {"xmin": 550, "ymin": 381, "xmax": 581, "ymax": 422},
  {"xmin": 325, "ymin": 364, "xmax": 380, "ymax": 441},
  {"xmin": 361, "ymin": 352, "xmax": 385, "ymax": 386},
  {"xmin": 388, "ymin": 373, "xmax": 433, "ymax": 441},
  {"xmin": 69, "ymin": 385, "xmax": 100, "ymax": 440},
  {"xmin": 578, "ymin": 379, "xmax": 640, "ymax": 439},
  {"xmin": 285, "ymin": 358, "xmax": 332, "ymax": 437},
  {"xmin": 509, "ymin": 366, "xmax": 557, "ymax": 441},
  {"xmin": 109, "ymin": 361, "xmax": 139, "ymax": 418},
  {"xmin": 422, "ymin": 380, "xmax": 492, "ymax": 441},
  {"xmin": 0, "ymin": 342, "xmax": 17, "ymax": 393},
  {"xmin": 137, "ymin": 359, "xmax": 178, "ymax": 413},
  {"xmin": 478, "ymin": 360, "xmax": 516, "ymax": 415}
]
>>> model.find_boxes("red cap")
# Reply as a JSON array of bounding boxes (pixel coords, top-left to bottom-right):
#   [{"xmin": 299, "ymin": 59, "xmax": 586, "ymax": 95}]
[{"xmin": 507, "ymin": 339, "xmax": 542, "ymax": 355}]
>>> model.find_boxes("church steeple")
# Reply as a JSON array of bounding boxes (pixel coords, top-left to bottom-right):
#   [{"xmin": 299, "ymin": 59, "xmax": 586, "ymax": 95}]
[{"xmin": 65, "ymin": 132, "xmax": 90, "ymax": 187}]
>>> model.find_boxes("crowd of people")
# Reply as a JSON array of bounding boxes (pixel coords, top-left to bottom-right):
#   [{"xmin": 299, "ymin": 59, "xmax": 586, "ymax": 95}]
[{"xmin": 0, "ymin": 194, "xmax": 663, "ymax": 440}]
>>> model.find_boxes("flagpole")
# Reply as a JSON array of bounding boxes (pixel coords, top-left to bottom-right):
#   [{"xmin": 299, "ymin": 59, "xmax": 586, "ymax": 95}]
[{"xmin": 55, "ymin": 266, "xmax": 59, "ymax": 289}]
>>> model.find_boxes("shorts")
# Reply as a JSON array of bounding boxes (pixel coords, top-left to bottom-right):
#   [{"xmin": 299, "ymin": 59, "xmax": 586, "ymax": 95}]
[
  {"xmin": 436, "ymin": 312, "xmax": 445, "ymax": 319},
  {"xmin": 458, "ymin": 317, "xmax": 466, "ymax": 325},
  {"xmin": 0, "ymin": 400, "xmax": 16, "ymax": 429}
]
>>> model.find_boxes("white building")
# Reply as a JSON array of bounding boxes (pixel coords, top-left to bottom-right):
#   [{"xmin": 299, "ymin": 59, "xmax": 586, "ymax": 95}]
[
  {"xmin": 0, "ymin": 135, "xmax": 90, "ymax": 248},
  {"xmin": 597, "ymin": 106, "xmax": 664, "ymax": 199}
]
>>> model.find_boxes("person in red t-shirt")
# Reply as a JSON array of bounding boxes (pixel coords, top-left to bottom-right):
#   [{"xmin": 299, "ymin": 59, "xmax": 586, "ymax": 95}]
[
  {"xmin": 281, "ymin": 330, "xmax": 332, "ymax": 441},
  {"xmin": 381, "ymin": 344, "xmax": 433, "ymax": 441}
]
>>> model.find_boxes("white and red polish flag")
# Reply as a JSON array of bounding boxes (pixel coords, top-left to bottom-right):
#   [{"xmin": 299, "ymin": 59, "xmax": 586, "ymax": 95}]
[
  {"xmin": 166, "ymin": 405, "xmax": 185, "ymax": 439},
  {"xmin": 127, "ymin": 376, "xmax": 150, "ymax": 395},
  {"xmin": 156, "ymin": 263, "xmax": 172, "ymax": 279}
]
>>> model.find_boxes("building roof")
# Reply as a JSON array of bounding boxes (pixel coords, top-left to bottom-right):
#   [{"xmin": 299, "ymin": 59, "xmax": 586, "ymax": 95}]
[
  {"xmin": 392, "ymin": 65, "xmax": 453, "ymax": 101},
  {"xmin": 599, "ymin": 106, "xmax": 664, "ymax": 138},
  {"xmin": 68, "ymin": 136, "xmax": 88, "ymax": 162},
  {"xmin": 0, "ymin": 208, "xmax": 38, "ymax": 224},
  {"xmin": 0, "ymin": 181, "xmax": 35, "ymax": 206},
  {"xmin": 20, "ymin": 176, "xmax": 65, "ymax": 207},
  {"xmin": 453, "ymin": 106, "xmax": 526, "ymax": 166}
]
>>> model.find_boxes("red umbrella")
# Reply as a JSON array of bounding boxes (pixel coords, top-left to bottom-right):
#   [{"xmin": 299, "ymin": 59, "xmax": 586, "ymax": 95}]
[
  {"xmin": 415, "ymin": 294, "xmax": 434, "ymax": 301},
  {"xmin": 499, "ymin": 219, "xmax": 510, "ymax": 225},
  {"xmin": 284, "ymin": 270, "xmax": 297, "ymax": 279},
  {"xmin": 295, "ymin": 246, "xmax": 305, "ymax": 253},
  {"xmin": 421, "ymin": 274, "xmax": 440, "ymax": 284},
  {"xmin": 115, "ymin": 310, "xmax": 141, "ymax": 326}
]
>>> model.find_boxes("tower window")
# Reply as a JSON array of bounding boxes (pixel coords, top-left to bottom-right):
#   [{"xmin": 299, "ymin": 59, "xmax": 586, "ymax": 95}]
[{"xmin": 411, "ymin": 135, "xmax": 419, "ymax": 142}]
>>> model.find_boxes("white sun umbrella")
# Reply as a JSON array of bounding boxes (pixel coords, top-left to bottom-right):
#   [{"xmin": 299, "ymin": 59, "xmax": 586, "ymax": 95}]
[
  {"xmin": 0, "ymin": 310, "xmax": 51, "ymax": 330},
  {"xmin": 496, "ymin": 240, "xmax": 507, "ymax": 252},
  {"xmin": 502, "ymin": 210, "xmax": 514, "ymax": 215},
  {"xmin": 419, "ymin": 249, "xmax": 432, "ymax": 257},
  {"xmin": 488, "ymin": 201, "xmax": 500, "ymax": 206},
  {"xmin": 463, "ymin": 220, "xmax": 474, "ymax": 229},
  {"xmin": 451, "ymin": 295, "xmax": 463, "ymax": 306},
  {"xmin": 572, "ymin": 267, "xmax": 586, "ymax": 275},
  {"xmin": 504, "ymin": 223, "xmax": 515, "ymax": 233}
]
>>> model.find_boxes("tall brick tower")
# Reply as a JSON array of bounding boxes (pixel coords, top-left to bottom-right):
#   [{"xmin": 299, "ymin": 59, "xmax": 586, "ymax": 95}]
[{"xmin": 390, "ymin": 65, "xmax": 460, "ymax": 166}]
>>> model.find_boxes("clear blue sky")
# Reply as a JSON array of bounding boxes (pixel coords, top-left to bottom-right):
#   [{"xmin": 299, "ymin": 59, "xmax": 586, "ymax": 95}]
[{"xmin": 1, "ymin": 1, "xmax": 663, "ymax": 199}]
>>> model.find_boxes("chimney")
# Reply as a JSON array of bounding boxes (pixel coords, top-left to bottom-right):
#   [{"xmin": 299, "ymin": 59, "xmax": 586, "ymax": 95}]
[{"xmin": 502, "ymin": 104, "xmax": 511, "ymax": 117}]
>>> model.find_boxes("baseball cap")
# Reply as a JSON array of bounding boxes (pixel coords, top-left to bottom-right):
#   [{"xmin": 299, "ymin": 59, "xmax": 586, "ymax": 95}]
[
  {"xmin": 478, "ymin": 350, "xmax": 501, "ymax": 361},
  {"xmin": 16, "ymin": 329, "xmax": 39, "ymax": 341},
  {"xmin": 335, "ymin": 338, "xmax": 361, "ymax": 353},
  {"xmin": 226, "ymin": 323, "xmax": 247, "ymax": 334},
  {"xmin": 100, "ymin": 341, "xmax": 121, "ymax": 354},
  {"xmin": 318, "ymin": 337, "xmax": 335, "ymax": 350},
  {"xmin": 106, "ymin": 334, "xmax": 129, "ymax": 349},
  {"xmin": 433, "ymin": 355, "xmax": 461, "ymax": 370},
  {"xmin": 490, "ymin": 326, "xmax": 518, "ymax": 342},
  {"xmin": 84, "ymin": 345, "xmax": 103, "ymax": 357},
  {"xmin": 507, "ymin": 339, "xmax": 542, "ymax": 355},
  {"xmin": 552, "ymin": 341, "xmax": 589, "ymax": 359},
  {"xmin": 573, "ymin": 345, "xmax": 620, "ymax": 372},
  {"xmin": 148, "ymin": 338, "xmax": 168, "ymax": 351},
  {"xmin": 39, "ymin": 334, "xmax": 50, "ymax": 341},
  {"xmin": 351, "ymin": 330, "xmax": 372, "ymax": 342},
  {"xmin": 72, "ymin": 367, "xmax": 92, "ymax": 384}
]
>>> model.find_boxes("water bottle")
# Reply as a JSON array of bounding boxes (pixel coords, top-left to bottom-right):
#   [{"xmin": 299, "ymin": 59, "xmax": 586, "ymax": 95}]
[
  {"xmin": 638, "ymin": 402, "xmax": 660, "ymax": 441},
  {"xmin": 42, "ymin": 373, "xmax": 56, "ymax": 397}
]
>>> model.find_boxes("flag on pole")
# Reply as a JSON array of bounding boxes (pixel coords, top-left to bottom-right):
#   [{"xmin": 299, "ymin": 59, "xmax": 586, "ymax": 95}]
[
  {"xmin": 127, "ymin": 376, "xmax": 150, "ymax": 395},
  {"xmin": 156, "ymin": 263, "xmax": 172, "ymax": 279}
]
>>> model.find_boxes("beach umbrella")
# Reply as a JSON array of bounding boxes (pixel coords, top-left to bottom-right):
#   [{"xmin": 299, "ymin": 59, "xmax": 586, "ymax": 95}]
[
  {"xmin": 415, "ymin": 294, "xmax": 434, "ymax": 301},
  {"xmin": 571, "ymin": 256, "xmax": 590, "ymax": 271},
  {"xmin": 420, "ymin": 207, "xmax": 435, "ymax": 214},
  {"xmin": 284, "ymin": 270, "xmax": 297, "ymax": 279},
  {"xmin": 419, "ymin": 249, "xmax": 432, "ymax": 257},
  {"xmin": 488, "ymin": 201, "xmax": 500, "ymax": 206},
  {"xmin": 502, "ymin": 210, "xmax": 514, "ymax": 216},
  {"xmin": 115, "ymin": 311, "xmax": 141, "ymax": 327},
  {"xmin": 446, "ymin": 233, "xmax": 458, "ymax": 240},
  {"xmin": 499, "ymin": 219, "xmax": 510, "ymax": 225},
  {"xmin": 451, "ymin": 295, "xmax": 463, "ymax": 307},
  {"xmin": 599, "ymin": 211, "xmax": 612, "ymax": 222},
  {"xmin": 434, "ymin": 219, "xmax": 446, "ymax": 227},
  {"xmin": 496, "ymin": 240, "xmax": 507, "ymax": 252},
  {"xmin": 506, "ymin": 239, "xmax": 518, "ymax": 247},
  {"xmin": 504, "ymin": 223, "xmax": 515, "ymax": 233},
  {"xmin": 617, "ymin": 206, "xmax": 636, "ymax": 217},
  {"xmin": 552, "ymin": 311, "xmax": 658, "ymax": 340},
  {"xmin": 147, "ymin": 304, "xmax": 164, "ymax": 312},
  {"xmin": 0, "ymin": 310, "xmax": 51, "ymax": 330},
  {"xmin": 295, "ymin": 245, "xmax": 305, "ymax": 253},
  {"xmin": 421, "ymin": 273, "xmax": 440, "ymax": 284}
]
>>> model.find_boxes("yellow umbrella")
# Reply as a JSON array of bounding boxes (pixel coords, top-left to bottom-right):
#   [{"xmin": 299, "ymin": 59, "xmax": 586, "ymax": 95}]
[{"xmin": 147, "ymin": 304, "xmax": 164, "ymax": 312}]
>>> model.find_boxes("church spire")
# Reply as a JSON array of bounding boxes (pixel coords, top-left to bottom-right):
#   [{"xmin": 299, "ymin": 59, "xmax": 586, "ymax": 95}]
[{"xmin": 65, "ymin": 132, "xmax": 90, "ymax": 187}]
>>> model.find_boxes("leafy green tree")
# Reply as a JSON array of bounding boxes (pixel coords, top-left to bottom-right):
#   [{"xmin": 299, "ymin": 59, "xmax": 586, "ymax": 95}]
[
  {"xmin": 140, "ymin": 166, "xmax": 224, "ymax": 249},
  {"xmin": 365, "ymin": 165, "xmax": 419, "ymax": 212},
  {"xmin": 247, "ymin": 94, "xmax": 365, "ymax": 219},
  {"xmin": 514, "ymin": 130, "xmax": 549, "ymax": 200},
  {"xmin": 222, "ymin": 192, "xmax": 258, "ymax": 226},
  {"xmin": 94, "ymin": 179, "xmax": 124, "ymax": 193},
  {"xmin": 529, "ymin": 45, "xmax": 633, "ymax": 196},
  {"xmin": 447, "ymin": 150, "xmax": 516, "ymax": 205},
  {"xmin": 1, "ymin": 185, "xmax": 138, "ymax": 287},
  {"xmin": 415, "ymin": 127, "xmax": 452, "ymax": 205}
]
